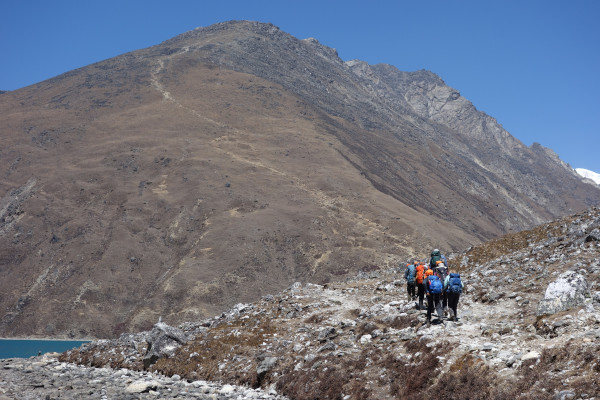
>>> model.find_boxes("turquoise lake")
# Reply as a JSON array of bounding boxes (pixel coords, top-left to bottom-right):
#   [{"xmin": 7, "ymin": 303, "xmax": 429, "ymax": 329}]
[{"xmin": 0, "ymin": 339, "xmax": 90, "ymax": 359}]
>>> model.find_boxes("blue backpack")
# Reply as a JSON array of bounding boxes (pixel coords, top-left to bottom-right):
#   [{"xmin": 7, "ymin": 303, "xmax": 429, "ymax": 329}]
[
  {"xmin": 406, "ymin": 264, "xmax": 416, "ymax": 284},
  {"xmin": 448, "ymin": 273, "xmax": 462, "ymax": 293},
  {"xmin": 429, "ymin": 275, "xmax": 443, "ymax": 294}
]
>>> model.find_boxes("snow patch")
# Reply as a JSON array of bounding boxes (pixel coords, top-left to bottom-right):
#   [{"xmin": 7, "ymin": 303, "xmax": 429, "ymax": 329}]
[{"xmin": 575, "ymin": 168, "xmax": 600, "ymax": 185}]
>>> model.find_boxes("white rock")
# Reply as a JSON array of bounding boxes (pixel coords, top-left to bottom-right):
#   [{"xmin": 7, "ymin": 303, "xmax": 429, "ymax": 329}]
[
  {"xmin": 520, "ymin": 351, "xmax": 540, "ymax": 362},
  {"xmin": 219, "ymin": 384, "xmax": 235, "ymax": 394},
  {"xmin": 537, "ymin": 270, "xmax": 589, "ymax": 315},
  {"xmin": 360, "ymin": 334, "xmax": 372, "ymax": 344},
  {"xmin": 125, "ymin": 380, "xmax": 161, "ymax": 393}
]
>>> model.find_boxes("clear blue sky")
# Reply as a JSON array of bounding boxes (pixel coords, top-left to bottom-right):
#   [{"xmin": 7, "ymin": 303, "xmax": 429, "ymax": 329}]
[{"xmin": 2, "ymin": 0, "xmax": 599, "ymax": 173}]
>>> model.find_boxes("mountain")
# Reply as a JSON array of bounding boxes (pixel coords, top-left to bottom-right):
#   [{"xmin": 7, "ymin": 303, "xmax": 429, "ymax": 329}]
[
  {"xmin": 576, "ymin": 168, "xmax": 600, "ymax": 185},
  {"xmin": 1, "ymin": 20, "xmax": 599, "ymax": 338}
]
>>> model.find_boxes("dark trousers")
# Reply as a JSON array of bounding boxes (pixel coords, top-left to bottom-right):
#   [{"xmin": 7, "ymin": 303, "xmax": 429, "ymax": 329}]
[
  {"xmin": 407, "ymin": 283, "xmax": 416, "ymax": 299},
  {"xmin": 427, "ymin": 293, "xmax": 443, "ymax": 322},
  {"xmin": 447, "ymin": 292, "xmax": 461, "ymax": 319},
  {"xmin": 417, "ymin": 284, "xmax": 425, "ymax": 309}
]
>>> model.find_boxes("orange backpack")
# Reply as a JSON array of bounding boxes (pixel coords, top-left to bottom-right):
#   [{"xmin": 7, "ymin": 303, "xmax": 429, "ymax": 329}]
[{"xmin": 415, "ymin": 264, "xmax": 425, "ymax": 284}]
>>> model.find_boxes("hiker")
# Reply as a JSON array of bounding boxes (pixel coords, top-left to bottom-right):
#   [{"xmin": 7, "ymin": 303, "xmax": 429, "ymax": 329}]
[
  {"xmin": 435, "ymin": 260, "xmax": 449, "ymax": 315},
  {"xmin": 425, "ymin": 269, "xmax": 444, "ymax": 326},
  {"xmin": 415, "ymin": 262, "xmax": 426, "ymax": 310},
  {"xmin": 423, "ymin": 267, "xmax": 434, "ymax": 311},
  {"xmin": 444, "ymin": 271, "xmax": 464, "ymax": 321},
  {"xmin": 429, "ymin": 249, "xmax": 443, "ymax": 269},
  {"xmin": 425, "ymin": 267, "xmax": 434, "ymax": 279},
  {"xmin": 404, "ymin": 261, "xmax": 417, "ymax": 302}
]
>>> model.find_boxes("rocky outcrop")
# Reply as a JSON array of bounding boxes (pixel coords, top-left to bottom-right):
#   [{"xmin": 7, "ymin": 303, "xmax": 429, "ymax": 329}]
[
  {"xmin": 0, "ymin": 177, "xmax": 35, "ymax": 235},
  {"xmin": 537, "ymin": 270, "xmax": 590, "ymax": 315},
  {"xmin": 142, "ymin": 321, "xmax": 190, "ymax": 369}
]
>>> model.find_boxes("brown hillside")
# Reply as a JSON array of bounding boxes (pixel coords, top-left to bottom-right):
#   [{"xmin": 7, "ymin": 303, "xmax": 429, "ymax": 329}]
[{"xmin": 0, "ymin": 21, "xmax": 598, "ymax": 338}]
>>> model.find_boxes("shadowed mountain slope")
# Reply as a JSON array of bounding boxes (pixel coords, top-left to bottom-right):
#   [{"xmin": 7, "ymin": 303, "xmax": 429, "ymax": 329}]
[{"xmin": 1, "ymin": 20, "xmax": 598, "ymax": 338}]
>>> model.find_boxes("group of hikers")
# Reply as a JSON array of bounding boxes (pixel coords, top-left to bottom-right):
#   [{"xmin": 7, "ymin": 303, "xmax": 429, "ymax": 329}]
[{"xmin": 403, "ymin": 249, "xmax": 464, "ymax": 327}]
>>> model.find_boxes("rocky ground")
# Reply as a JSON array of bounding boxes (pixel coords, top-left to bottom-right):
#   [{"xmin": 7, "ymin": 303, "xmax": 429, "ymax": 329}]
[
  {"xmin": 2, "ymin": 207, "xmax": 600, "ymax": 399},
  {"xmin": 0, "ymin": 353, "xmax": 286, "ymax": 399}
]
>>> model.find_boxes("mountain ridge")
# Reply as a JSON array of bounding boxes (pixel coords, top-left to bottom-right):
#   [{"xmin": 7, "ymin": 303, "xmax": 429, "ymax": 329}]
[{"xmin": 0, "ymin": 20, "xmax": 599, "ymax": 338}]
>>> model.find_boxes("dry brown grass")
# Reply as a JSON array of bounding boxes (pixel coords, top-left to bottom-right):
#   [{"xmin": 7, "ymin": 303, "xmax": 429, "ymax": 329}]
[
  {"xmin": 458, "ymin": 217, "xmax": 569, "ymax": 267},
  {"xmin": 304, "ymin": 313, "xmax": 326, "ymax": 324},
  {"xmin": 276, "ymin": 355, "xmax": 347, "ymax": 400},
  {"xmin": 275, "ymin": 339, "xmax": 445, "ymax": 400},
  {"xmin": 424, "ymin": 341, "xmax": 600, "ymax": 400},
  {"xmin": 151, "ymin": 316, "xmax": 277, "ymax": 385},
  {"xmin": 501, "ymin": 342, "xmax": 600, "ymax": 399},
  {"xmin": 59, "ymin": 343, "xmax": 146, "ymax": 370},
  {"xmin": 386, "ymin": 314, "xmax": 418, "ymax": 330},
  {"xmin": 425, "ymin": 354, "xmax": 496, "ymax": 400}
]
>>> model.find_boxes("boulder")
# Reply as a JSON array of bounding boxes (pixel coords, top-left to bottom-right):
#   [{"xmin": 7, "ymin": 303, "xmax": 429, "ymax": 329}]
[
  {"xmin": 142, "ymin": 321, "xmax": 189, "ymax": 369},
  {"xmin": 584, "ymin": 228, "xmax": 600, "ymax": 243},
  {"xmin": 537, "ymin": 271, "xmax": 589, "ymax": 315},
  {"xmin": 520, "ymin": 351, "xmax": 540, "ymax": 362},
  {"xmin": 125, "ymin": 380, "xmax": 162, "ymax": 393},
  {"xmin": 317, "ymin": 327, "xmax": 337, "ymax": 342},
  {"xmin": 256, "ymin": 354, "xmax": 279, "ymax": 384}
]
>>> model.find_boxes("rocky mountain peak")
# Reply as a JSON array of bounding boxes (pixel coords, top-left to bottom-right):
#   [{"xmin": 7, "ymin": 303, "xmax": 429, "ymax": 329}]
[
  {"xmin": 1, "ymin": 20, "xmax": 599, "ymax": 339},
  {"xmin": 301, "ymin": 37, "xmax": 340, "ymax": 60}
]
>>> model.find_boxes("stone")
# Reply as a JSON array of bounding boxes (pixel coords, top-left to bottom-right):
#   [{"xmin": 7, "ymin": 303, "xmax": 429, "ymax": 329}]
[
  {"xmin": 497, "ymin": 350, "xmax": 513, "ymax": 361},
  {"xmin": 219, "ymin": 384, "xmax": 235, "ymax": 394},
  {"xmin": 340, "ymin": 319, "xmax": 356, "ymax": 328},
  {"xmin": 317, "ymin": 342, "xmax": 337, "ymax": 352},
  {"xmin": 256, "ymin": 356, "xmax": 278, "ymax": 377},
  {"xmin": 360, "ymin": 334, "xmax": 372, "ymax": 344},
  {"xmin": 143, "ymin": 321, "xmax": 189, "ymax": 369},
  {"xmin": 481, "ymin": 343, "xmax": 494, "ymax": 351},
  {"xmin": 520, "ymin": 351, "xmax": 540, "ymax": 362},
  {"xmin": 399, "ymin": 329, "xmax": 416, "ymax": 341},
  {"xmin": 317, "ymin": 327, "xmax": 337, "ymax": 342},
  {"xmin": 125, "ymin": 380, "xmax": 161, "ymax": 393},
  {"xmin": 537, "ymin": 271, "xmax": 589, "ymax": 315},
  {"xmin": 554, "ymin": 390, "xmax": 576, "ymax": 400}
]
